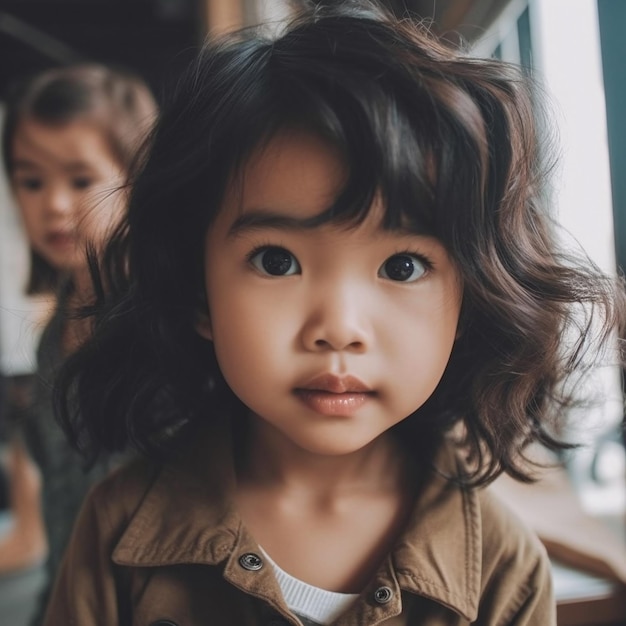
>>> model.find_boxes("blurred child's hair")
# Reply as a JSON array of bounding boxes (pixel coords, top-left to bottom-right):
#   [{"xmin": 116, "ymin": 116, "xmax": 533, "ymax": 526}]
[
  {"xmin": 2, "ymin": 63, "xmax": 157, "ymax": 293},
  {"xmin": 56, "ymin": 1, "xmax": 625, "ymax": 484}
]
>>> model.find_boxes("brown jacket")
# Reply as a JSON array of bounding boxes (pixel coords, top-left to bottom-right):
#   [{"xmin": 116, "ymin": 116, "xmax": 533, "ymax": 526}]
[{"xmin": 43, "ymin": 425, "xmax": 556, "ymax": 626}]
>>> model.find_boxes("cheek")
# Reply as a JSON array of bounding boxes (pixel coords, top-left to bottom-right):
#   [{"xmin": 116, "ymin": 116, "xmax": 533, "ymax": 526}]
[
  {"xmin": 393, "ymin": 319, "xmax": 455, "ymax": 375},
  {"xmin": 211, "ymin": 309, "xmax": 274, "ymax": 407},
  {"xmin": 17, "ymin": 198, "xmax": 45, "ymax": 245},
  {"xmin": 386, "ymin": 294, "xmax": 460, "ymax": 394},
  {"xmin": 208, "ymin": 283, "xmax": 299, "ymax": 403},
  {"xmin": 211, "ymin": 288, "xmax": 289, "ymax": 364}
]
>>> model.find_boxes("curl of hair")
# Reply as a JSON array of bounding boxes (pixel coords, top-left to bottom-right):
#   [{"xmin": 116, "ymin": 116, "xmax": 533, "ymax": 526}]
[{"xmin": 55, "ymin": 1, "xmax": 626, "ymax": 484}]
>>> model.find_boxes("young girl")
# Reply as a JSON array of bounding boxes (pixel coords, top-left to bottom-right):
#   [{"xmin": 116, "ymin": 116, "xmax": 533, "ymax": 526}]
[
  {"xmin": 1, "ymin": 63, "xmax": 156, "ymax": 623},
  {"xmin": 46, "ymin": 3, "xmax": 624, "ymax": 625}
]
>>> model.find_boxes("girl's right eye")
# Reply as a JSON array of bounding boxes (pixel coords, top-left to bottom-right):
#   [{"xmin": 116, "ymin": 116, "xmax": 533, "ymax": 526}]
[
  {"xmin": 16, "ymin": 178, "xmax": 43, "ymax": 192},
  {"xmin": 249, "ymin": 246, "xmax": 301, "ymax": 276},
  {"xmin": 71, "ymin": 177, "xmax": 94, "ymax": 190}
]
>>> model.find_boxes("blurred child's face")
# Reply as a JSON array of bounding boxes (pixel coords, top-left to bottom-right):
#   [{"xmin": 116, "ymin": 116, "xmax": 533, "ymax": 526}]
[
  {"xmin": 10, "ymin": 118, "xmax": 125, "ymax": 274},
  {"xmin": 200, "ymin": 130, "xmax": 462, "ymax": 457}
]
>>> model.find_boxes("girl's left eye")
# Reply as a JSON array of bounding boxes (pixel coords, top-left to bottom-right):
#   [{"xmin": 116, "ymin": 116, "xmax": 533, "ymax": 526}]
[
  {"xmin": 16, "ymin": 177, "xmax": 43, "ymax": 192},
  {"xmin": 72, "ymin": 177, "xmax": 93, "ymax": 190},
  {"xmin": 379, "ymin": 254, "xmax": 429, "ymax": 282},
  {"xmin": 249, "ymin": 246, "xmax": 301, "ymax": 276}
]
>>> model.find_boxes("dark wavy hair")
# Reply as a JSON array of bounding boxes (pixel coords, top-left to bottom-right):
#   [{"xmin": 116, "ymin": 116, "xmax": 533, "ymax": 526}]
[
  {"xmin": 55, "ymin": 0, "xmax": 625, "ymax": 485},
  {"xmin": 2, "ymin": 63, "xmax": 157, "ymax": 294}
]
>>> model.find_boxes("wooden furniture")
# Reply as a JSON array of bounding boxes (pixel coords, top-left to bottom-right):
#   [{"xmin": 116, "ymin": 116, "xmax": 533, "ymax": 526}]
[{"xmin": 554, "ymin": 560, "xmax": 626, "ymax": 626}]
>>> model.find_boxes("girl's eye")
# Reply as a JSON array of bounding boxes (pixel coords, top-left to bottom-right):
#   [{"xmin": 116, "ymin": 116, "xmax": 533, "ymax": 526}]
[
  {"xmin": 249, "ymin": 246, "xmax": 301, "ymax": 276},
  {"xmin": 379, "ymin": 254, "xmax": 428, "ymax": 282},
  {"xmin": 17, "ymin": 178, "xmax": 43, "ymax": 192},
  {"xmin": 72, "ymin": 177, "xmax": 93, "ymax": 190}
]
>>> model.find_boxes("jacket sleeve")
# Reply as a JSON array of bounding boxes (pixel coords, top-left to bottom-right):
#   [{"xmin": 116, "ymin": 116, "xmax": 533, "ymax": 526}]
[{"xmin": 42, "ymin": 483, "xmax": 126, "ymax": 626}]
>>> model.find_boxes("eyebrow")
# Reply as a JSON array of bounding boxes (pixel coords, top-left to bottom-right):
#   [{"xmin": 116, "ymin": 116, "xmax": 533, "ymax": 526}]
[
  {"xmin": 12, "ymin": 159, "xmax": 92, "ymax": 173},
  {"xmin": 227, "ymin": 208, "xmax": 428, "ymax": 239},
  {"xmin": 227, "ymin": 209, "xmax": 327, "ymax": 238},
  {"xmin": 12, "ymin": 159, "xmax": 39, "ymax": 171}
]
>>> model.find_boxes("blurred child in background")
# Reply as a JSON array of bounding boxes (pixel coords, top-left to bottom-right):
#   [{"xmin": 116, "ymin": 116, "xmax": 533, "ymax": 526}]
[{"xmin": 0, "ymin": 63, "xmax": 156, "ymax": 624}]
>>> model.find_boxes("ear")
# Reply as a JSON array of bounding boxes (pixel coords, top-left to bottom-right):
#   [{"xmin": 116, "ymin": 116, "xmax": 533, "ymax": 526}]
[{"xmin": 195, "ymin": 310, "xmax": 213, "ymax": 341}]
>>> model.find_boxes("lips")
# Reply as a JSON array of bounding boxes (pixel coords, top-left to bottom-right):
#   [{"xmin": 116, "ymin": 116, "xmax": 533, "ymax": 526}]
[
  {"xmin": 297, "ymin": 373, "xmax": 372, "ymax": 394},
  {"xmin": 46, "ymin": 231, "xmax": 76, "ymax": 248},
  {"xmin": 294, "ymin": 374, "xmax": 374, "ymax": 416}
]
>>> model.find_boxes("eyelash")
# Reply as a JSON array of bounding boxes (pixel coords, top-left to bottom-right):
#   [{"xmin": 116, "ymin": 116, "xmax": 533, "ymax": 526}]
[
  {"xmin": 245, "ymin": 244, "xmax": 435, "ymax": 276},
  {"xmin": 16, "ymin": 178, "xmax": 42, "ymax": 191},
  {"xmin": 245, "ymin": 242, "xmax": 285, "ymax": 264},
  {"xmin": 72, "ymin": 177, "xmax": 94, "ymax": 189},
  {"xmin": 14, "ymin": 177, "xmax": 94, "ymax": 191},
  {"xmin": 391, "ymin": 249, "xmax": 434, "ymax": 271}
]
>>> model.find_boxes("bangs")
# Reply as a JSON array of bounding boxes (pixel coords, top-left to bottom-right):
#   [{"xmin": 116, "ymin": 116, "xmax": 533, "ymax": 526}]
[
  {"xmin": 226, "ymin": 68, "xmax": 440, "ymax": 236},
  {"xmin": 214, "ymin": 33, "xmax": 489, "ymax": 242},
  {"xmin": 150, "ymin": 12, "xmax": 494, "ymax": 252}
]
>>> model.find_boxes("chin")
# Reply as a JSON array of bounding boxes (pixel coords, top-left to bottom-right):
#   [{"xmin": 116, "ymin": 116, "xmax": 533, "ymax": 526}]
[{"xmin": 293, "ymin": 433, "xmax": 379, "ymax": 457}]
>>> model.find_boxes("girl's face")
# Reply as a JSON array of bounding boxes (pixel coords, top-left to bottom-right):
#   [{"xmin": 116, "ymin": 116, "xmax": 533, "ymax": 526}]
[
  {"xmin": 10, "ymin": 118, "xmax": 125, "ymax": 274},
  {"xmin": 200, "ymin": 130, "xmax": 462, "ymax": 457}
]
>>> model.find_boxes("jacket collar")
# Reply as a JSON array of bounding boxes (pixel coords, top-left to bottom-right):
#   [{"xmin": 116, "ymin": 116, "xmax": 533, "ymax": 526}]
[{"xmin": 112, "ymin": 421, "xmax": 480, "ymax": 621}]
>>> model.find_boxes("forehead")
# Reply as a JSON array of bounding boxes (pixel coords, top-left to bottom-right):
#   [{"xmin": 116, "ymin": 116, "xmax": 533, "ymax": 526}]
[
  {"xmin": 217, "ymin": 128, "xmax": 434, "ymax": 240},
  {"xmin": 225, "ymin": 129, "xmax": 347, "ymax": 221},
  {"xmin": 11, "ymin": 118, "xmax": 119, "ymax": 172}
]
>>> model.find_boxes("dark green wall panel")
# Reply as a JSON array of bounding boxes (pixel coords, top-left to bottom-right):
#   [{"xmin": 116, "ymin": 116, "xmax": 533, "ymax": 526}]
[{"xmin": 597, "ymin": 0, "xmax": 626, "ymax": 272}]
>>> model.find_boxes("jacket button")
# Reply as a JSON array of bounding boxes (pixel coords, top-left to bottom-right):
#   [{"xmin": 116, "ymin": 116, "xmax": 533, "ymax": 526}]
[
  {"xmin": 239, "ymin": 552, "xmax": 264, "ymax": 571},
  {"xmin": 150, "ymin": 621, "xmax": 179, "ymax": 626},
  {"xmin": 373, "ymin": 586, "xmax": 393, "ymax": 604}
]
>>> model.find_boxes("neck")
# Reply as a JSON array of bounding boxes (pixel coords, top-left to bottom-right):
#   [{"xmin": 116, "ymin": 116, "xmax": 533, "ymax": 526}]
[{"xmin": 238, "ymin": 414, "xmax": 411, "ymax": 499}]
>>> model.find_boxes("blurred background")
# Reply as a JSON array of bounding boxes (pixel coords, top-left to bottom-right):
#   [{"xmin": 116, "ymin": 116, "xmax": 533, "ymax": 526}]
[
  {"xmin": 0, "ymin": 1, "xmax": 624, "ymax": 624},
  {"xmin": 0, "ymin": 0, "xmax": 529, "ymax": 102}
]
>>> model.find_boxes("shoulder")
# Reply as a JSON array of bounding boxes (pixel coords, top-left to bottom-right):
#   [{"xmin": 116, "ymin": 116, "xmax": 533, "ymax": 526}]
[
  {"xmin": 42, "ymin": 454, "xmax": 164, "ymax": 626},
  {"xmin": 81, "ymin": 454, "xmax": 161, "ymax": 532},
  {"xmin": 440, "ymin": 440, "xmax": 551, "ymax": 582},
  {"xmin": 475, "ymin": 487, "xmax": 554, "ymax": 623},
  {"xmin": 90, "ymin": 453, "xmax": 160, "ymax": 501},
  {"xmin": 477, "ymin": 487, "xmax": 549, "ymax": 569},
  {"xmin": 395, "ymin": 448, "xmax": 555, "ymax": 624}
]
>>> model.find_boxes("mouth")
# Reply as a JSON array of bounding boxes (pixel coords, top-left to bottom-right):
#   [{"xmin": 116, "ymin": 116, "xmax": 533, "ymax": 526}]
[
  {"xmin": 297, "ymin": 373, "xmax": 373, "ymax": 394},
  {"xmin": 294, "ymin": 374, "xmax": 375, "ymax": 416},
  {"xmin": 46, "ymin": 231, "xmax": 76, "ymax": 248}
]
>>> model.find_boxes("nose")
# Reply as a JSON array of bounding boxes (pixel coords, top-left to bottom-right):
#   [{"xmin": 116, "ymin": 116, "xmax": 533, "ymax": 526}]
[
  {"xmin": 300, "ymin": 283, "xmax": 371, "ymax": 353},
  {"xmin": 43, "ymin": 183, "xmax": 73, "ymax": 216}
]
